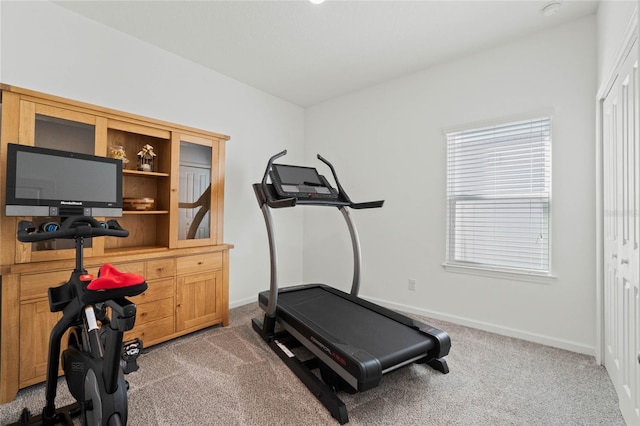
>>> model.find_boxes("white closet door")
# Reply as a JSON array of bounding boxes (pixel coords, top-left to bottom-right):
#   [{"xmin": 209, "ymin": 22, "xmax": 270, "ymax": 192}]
[{"xmin": 603, "ymin": 41, "xmax": 640, "ymax": 425}]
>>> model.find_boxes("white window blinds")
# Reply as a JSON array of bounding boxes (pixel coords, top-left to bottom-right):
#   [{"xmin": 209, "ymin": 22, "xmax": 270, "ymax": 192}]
[{"xmin": 446, "ymin": 117, "xmax": 551, "ymax": 273}]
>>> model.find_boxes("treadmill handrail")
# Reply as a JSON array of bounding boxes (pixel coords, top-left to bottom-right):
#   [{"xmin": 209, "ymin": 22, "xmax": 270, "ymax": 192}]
[
  {"xmin": 254, "ymin": 150, "xmax": 386, "ymax": 312},
  {"xmin": 261, "ymin": 149, "xmax": 297, "ymax": 209},
  {"xmin": 351, "ymin": 200, "xmax": 384, "ymax": 209},
  {"xmin": 316, "ymin": 153, "xmax": 354, "ymax": 205},
  {"xmin": 261, "ymin": 150, "xmax": 286, "ymax": 186},
  {"xmin": 259, "ymin": 150, "xmax": 384, "ymax": 209}
]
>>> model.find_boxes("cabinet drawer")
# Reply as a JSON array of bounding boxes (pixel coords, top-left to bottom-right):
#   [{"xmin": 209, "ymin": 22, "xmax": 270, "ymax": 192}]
[
  {"xmin": 134, "ymin": 278, "xmax": 174, "ymax": 304},
  {"xmin": 135, "ymin": 297, "xmax": 174, "ymax": 326},
  {"xmin": 177, "ymin": 252, "xmax": 222, "ymax": 275},
  {"xmin": 146, "ymin": 258, "xmax": 176, "ymax": 280},
  {"xmin": 20, "ymin": 268, "xmax": 98, "ymax": 302},
  {"xmin": 113, "ymin": 261, "xmax": 145, "ymax": 277},
  {"xmin": 21, "ymin": 271, "xmax": 69, "ymax": 301},
  {"xmin": 20, "ymin": 261, "xmax": 143, "ymax": 302},
  {"xmin": 125, "ymin": 316, "xmax": 174, "ymax": 346}
]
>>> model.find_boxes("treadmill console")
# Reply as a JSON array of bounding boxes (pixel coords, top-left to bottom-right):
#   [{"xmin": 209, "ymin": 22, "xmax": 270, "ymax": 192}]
[{"xmin": 270, "ymin": 164, "xmax": 339, "ymax": 200}]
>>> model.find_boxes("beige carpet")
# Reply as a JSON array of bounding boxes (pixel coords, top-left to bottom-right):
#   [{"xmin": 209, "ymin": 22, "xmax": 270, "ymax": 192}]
[{"xmin": 0, "ymin": 303, "xmax": 625, "ymax": 425}]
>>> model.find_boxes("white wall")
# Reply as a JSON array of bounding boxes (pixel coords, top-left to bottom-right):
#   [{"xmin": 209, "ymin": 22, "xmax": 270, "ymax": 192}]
[
  {"xmin": 305, "ymin": 16, "xmax": 597, "ymax": 354},
  {"xmin": 0, "ymin": 1, "xmax": 305, "ymax": 307},
  {"xmin": 0, "ymin": 1, "xmax": 613, "ymax": 355}
]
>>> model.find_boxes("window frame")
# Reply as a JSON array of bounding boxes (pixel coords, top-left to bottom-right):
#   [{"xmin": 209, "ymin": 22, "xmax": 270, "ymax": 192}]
[{"xmin": 443, "ymin": 113, "xmax": 555, "ymax": 282}]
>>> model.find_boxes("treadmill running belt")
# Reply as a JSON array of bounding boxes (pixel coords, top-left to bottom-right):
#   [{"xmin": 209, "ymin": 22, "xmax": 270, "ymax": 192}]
[{"xmin": 276, "ymin": 286, "xmax": 434, "ymax": 370}]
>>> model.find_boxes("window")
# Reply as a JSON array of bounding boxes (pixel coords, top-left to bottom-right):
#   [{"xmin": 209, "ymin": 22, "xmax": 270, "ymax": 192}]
[{"xmin": 445, "ymin": 116, "xmax": 551, "ymax": 274}]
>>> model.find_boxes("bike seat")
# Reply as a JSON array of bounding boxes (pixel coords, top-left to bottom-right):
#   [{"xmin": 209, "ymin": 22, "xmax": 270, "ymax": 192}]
[
  {"xmin": 88, "ymin": 264, "xmax": 146, "ymax": 290},
  {"xmin": 82, "ymin": 264, "xmax": 148, "ymax": 305}
]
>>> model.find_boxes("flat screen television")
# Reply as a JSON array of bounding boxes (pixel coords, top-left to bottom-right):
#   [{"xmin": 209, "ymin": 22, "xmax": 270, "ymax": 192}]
[{"xmin": 5, "ymin": 143, "xmax": 123, "ymax": 217}]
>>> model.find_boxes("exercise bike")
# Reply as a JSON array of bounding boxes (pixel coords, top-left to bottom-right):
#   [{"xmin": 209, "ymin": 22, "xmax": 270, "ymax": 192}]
[{"xmin": 10, "ymin": 216, "xmax": 148, "ymax": 426}]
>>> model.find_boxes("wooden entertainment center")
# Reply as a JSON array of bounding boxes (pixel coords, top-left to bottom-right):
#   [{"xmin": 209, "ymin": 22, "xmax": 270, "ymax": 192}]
[{"xmin": 0, "ymin": 84, "xmax": 232, "ymax": 403}]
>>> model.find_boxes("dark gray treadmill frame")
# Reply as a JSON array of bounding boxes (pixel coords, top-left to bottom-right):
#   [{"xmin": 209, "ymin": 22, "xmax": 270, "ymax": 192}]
[{"xmin": 252, "ymin": 151, "xmax": 450, "ymax": 425}]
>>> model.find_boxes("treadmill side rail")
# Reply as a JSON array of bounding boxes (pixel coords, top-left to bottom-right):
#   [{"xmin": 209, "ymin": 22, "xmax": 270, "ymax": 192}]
[
  {"xmin": 252, "ymin": 315, "xmax": 350, "ymax": 425},
  {"xmin": 417, "ymin": 324, "xmax": 451, "ymax": 361}
]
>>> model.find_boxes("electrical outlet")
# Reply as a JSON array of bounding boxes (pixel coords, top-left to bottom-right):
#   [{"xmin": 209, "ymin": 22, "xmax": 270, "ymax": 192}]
[{"xmin": 408, "ymin": 278, "xmax": 416, "ymax": 291}]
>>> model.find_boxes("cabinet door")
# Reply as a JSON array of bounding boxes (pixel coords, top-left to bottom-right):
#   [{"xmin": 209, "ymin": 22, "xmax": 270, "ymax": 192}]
[
  {"xmin": 173, "ymin": 133, "xmax": 223, "ymax": 248},
  {"xmin": 29, "ymin": 104, "xmax": 96, "ymax": 154},
  {"xmin": 175, "ymin": 270, "xmax": 222, "ymax": 332},
  {"xmin": 15, "ymin": 102, "xmax": 103, "ymax": 263},
  {"xmin": 19, "ymin": 300, "xmax": 67, "ymax": 386}
]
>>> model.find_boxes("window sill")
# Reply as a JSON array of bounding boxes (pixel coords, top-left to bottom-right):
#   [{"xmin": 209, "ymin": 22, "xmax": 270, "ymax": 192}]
[{"xmin": 442, "ymin": 262, "xmax": 557, "ymax": 284}]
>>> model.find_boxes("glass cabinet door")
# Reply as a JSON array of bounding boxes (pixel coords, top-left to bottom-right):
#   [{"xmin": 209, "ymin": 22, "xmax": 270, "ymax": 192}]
[
  {"xmin": 34, "ymin": 114, "xmax": 95, "ymax": 154},
  {"xmin": 22, "ymin": 103, "xmax": 97, "ymax": 153},
  {"xmin": 18, "ymin": 104, "xmax": 99, "ymax": 259},
  {"xmin": 177, "ymin": 135, "xmax": 216, "ymax": 247}
]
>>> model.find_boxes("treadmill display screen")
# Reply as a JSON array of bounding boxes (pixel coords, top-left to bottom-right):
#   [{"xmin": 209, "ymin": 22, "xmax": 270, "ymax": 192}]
[
  {"xmin": 274, "ymin": 165, "xmax": 322, "ymax": 185},
  {"xmin": 270, "ymin": 163, "xmax": 338, "ymax": 200}
]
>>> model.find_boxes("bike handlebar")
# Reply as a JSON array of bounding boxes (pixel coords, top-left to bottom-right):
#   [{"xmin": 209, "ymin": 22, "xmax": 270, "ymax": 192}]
[{"xmin": 17, "ymin": 216, "xmax": 129, "ymax": 242}]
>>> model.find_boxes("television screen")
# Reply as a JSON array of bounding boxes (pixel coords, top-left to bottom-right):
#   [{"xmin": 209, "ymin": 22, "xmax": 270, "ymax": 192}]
[{"xmin": 5, "ymin": 143, "xmax": 123, "ymax": 217}]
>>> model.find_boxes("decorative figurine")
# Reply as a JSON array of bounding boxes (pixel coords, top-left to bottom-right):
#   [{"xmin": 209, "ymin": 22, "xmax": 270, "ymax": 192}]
[
  {"xmin": 137, "ymin": 144, "xmax": 156, "ymax": 172},
  {"xmin": 108, "ymin": 145, "xmax": 129, "ymax": 164}
]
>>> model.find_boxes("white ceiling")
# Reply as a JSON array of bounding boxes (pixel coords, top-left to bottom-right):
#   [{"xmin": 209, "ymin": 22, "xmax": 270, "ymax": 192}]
[{"xmin": 55, "ymin": 0, "xmax": 599, "ymax": 107}]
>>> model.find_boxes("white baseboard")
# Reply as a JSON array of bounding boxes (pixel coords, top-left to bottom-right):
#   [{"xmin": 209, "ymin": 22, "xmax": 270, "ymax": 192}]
[
  {"xmin": 230, "ymin": 296, "xmax": 257, "ymax": 309},
  {"xmin": 362, "ymin": 295, "xmax": 595, "ymax": 357}
]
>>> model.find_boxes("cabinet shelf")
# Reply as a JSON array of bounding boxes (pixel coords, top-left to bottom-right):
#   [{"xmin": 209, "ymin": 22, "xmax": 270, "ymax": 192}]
[{"xmin": 123, "ymin": 169, "xmax": 169, "ymax": 177}]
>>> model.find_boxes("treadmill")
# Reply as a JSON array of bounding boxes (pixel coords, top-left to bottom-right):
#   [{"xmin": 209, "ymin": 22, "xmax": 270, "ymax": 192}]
[{"xmin": 252, "ymin": 150, "xmax": 450, "ymax": 424}]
